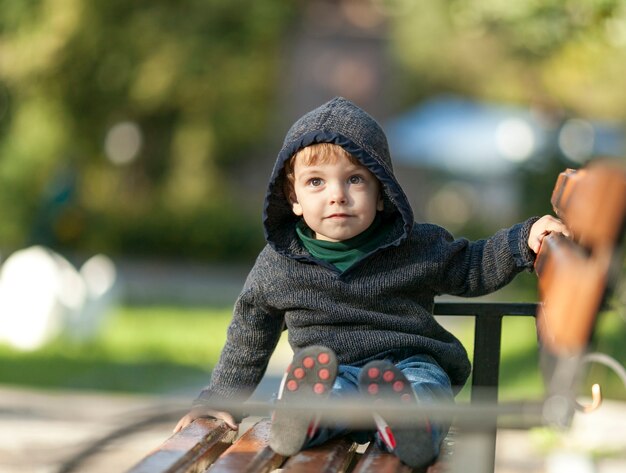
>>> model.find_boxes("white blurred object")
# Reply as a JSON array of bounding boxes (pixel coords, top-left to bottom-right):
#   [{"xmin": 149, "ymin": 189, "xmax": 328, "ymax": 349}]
[
  {"xmin": 495, "ymin": 117, "xmax": 536, "ymax": 162},
  {"xmin": 546, "ymin": 451, "xmax": 595, "ymax": 473},
  {"xmin": 105, "ymin": 121, "xmax": 142, "ymax": 165},
  {"xmin": 0, "ymin": 246, "xmax": 74, "ymax": 350},
  {"xmin": 75, "ymin": 254, "xmax": 118, "ymax": 340},
  {"xmin": 0, "ymin": 246, "xmax": 118, "ymax": 350}
]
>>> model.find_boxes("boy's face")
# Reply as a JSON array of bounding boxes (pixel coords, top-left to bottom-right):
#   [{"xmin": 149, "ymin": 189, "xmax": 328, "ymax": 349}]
[{"xmin": 289, "ymin": 151, "xmax": 383, "ymax": 242}]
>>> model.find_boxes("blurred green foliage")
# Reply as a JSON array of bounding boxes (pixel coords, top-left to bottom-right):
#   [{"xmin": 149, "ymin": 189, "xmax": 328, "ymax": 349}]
[
  {"xmin": 387, "ymin": 0, "xmax": 626, "ymax": 120},
  {"xmin": 2, "ymin": 1, "xmax": 626, "ymax": 260},
  {"xmin": 0, "ymin": 0, "xmax": 293, "ymax": 259}
]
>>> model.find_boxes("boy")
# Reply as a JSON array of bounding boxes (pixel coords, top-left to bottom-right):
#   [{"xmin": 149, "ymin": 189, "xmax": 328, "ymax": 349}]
[{"xmin": 174, "ymin": 97, "xmax": 567, "ymax": 467}]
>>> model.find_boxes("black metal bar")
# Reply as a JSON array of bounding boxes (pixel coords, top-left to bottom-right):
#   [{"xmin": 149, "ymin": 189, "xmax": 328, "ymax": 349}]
[
  {"xmin": 432, "ymin": 301, "xmax": 539, "ymax": 473},
  {"xmin": 432, "ymin": 301, "xmax": 538, "ymax": 402},
  {"xmin": 471, "ymin": 315, "xmax": 503, "ymax": 403},
  {"xmin": 433, "ymin": 301, "xmax": 538, "ymax": 318}
]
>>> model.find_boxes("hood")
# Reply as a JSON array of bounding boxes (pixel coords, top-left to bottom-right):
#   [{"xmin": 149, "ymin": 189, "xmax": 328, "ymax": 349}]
[{"xmin": 263, "ymin": 97, "xmax": 414, "ymax": 257}]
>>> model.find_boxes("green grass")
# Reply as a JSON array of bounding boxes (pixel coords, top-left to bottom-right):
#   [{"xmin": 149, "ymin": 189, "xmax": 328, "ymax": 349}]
[
  {"xmin": 454, "ymin": 309, "xmax": 626, "ymax": 402},
  {"xmin": 584, "ymin": 309, "xmax": 626, "ymax": 400},
  {"xmin": 0, "ymin": 305, "xmax": 233, "ymax": 394},
  {"xmin": 450, "ymin": 315, "xmax": 545, "ymax": 402},
  {"xmin": 0, "ymin": 303, "xmax": 624, "ymax": 400}
]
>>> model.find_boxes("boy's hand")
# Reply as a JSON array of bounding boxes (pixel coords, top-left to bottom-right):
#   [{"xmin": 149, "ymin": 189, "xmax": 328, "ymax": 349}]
[
  {"xmin": 528, "ymin": 215, "xmax": 570, "ymax": 254},
  {"xmin": 173, "ymin": 407, "xmax": 238, "ymax": 433}
]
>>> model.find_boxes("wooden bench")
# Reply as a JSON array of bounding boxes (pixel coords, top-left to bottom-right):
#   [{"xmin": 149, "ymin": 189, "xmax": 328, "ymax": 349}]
[{"xmin": 127, "ymin": 159, "xmax": 626, "ymax": 473}]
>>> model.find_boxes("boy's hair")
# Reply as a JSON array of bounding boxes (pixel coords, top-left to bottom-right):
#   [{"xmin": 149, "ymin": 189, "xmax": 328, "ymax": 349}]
[{"xmin": 283, "ymin": 143, "xmax": 361, "ymax": 200}]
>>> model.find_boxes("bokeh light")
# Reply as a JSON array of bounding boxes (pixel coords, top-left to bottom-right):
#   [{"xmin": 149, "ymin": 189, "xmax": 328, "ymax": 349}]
[
  {"xmin": 426, "ymin": 181, "xmax": 478, "ymax": 232},
  {"xmin": 104, "ymin": 121, "xmax": 143, "ymax": 165},
  {"xmin": 558, "ymin": 119, "xmax": 595, "ymax": 164},
  {"xmin": 495, "ymin": 118, "xmax": 536, "ymax": 163}
]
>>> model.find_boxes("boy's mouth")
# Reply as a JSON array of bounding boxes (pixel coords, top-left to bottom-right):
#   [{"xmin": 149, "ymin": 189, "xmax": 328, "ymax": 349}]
[{"xmin": 326, "ymin": 213, "xmax": 351, "ymax": 219}]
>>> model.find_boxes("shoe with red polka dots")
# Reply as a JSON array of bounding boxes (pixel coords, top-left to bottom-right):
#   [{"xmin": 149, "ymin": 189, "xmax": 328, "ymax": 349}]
[
  {"xmin": 269, "ymin": 345, "xmax": 338, "ymax": 456},
  {"xmin": 359, "ymin": 360, "xmax": 437, "ymax": 468}
]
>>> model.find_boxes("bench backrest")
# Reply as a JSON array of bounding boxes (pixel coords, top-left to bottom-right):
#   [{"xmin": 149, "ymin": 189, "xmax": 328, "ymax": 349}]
[
  {"xmin": 534, "ymin": 159, "xmax": 625, "ymax": 427},
  {"xmin": 535, "ymin": 159, "xmax": 626, "ymax": 356}
]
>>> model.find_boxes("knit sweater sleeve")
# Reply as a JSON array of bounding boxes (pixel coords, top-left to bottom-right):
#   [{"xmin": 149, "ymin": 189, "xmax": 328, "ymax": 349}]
[
  {"xmin": 431, "ymin": 216, "xmax": 539, "ymax": 297},
  {"xmin": 193, "ymin": 253, "xmax": 285, "ymax": 411}
]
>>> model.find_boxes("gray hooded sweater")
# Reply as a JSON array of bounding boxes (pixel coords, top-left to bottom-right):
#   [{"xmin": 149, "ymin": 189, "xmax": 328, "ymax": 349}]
[{"xmin": 195, "ymin": 97, "xmax": 537, "ymax": 406}]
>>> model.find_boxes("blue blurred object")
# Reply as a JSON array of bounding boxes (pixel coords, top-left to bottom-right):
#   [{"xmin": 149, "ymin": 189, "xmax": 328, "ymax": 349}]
[{"xmin": 385, "ymin": 95, "xmax": 625, "ymax": 176}]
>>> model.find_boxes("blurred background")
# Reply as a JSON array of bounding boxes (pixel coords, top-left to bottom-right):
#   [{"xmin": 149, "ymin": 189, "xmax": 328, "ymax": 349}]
[{"xmin": 0, "ymin": 1, "xmax": 625, "ymax": 472}]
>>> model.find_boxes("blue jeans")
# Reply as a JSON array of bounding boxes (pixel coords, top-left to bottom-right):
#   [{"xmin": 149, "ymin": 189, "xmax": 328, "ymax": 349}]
[{"xmin": 303, "ymin": 354, "xmax": 454, "ymax": 455}]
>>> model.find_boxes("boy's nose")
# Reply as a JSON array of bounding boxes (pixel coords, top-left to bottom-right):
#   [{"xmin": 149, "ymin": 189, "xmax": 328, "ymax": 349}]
[{"xmin": 329, "ymin": 183, "xmax": 348, "ymax": 204}]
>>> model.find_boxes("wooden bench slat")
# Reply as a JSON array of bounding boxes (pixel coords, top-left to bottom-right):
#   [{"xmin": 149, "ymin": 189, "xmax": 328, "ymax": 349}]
[
  {"xmin": 208, "ymin": 419, "xmax": 284, "ymax": 473},
  {"xmin": 281, "ymin": 436, "xmax": 358, "ymax": 473},
  {"xmin": 127, "ymin": 418, "xmax": 236, "ymax": 473},
  {"xmin": 535, "ymin": 233, "xmax": 609, "ymax": 354},
  {"xmin": 352, "ymin": 430, "xmax": 454, "ymax": 473},
  {"xmin": 429, "ymin": 428, "xmax": 456, "ymax": 473},
  {"xmin": 550, "ymin": 167, "xmax": 579, "ymax": 222},
  {"xmin": 535, "ymin": 160, "xmax": 626, "ymax": 356},
  {"xmin": 351, "ymin": 442, "xmax": 413, "ymax": 473},
  {"xmin": 551, "ymin": 160, "xmax": 626, "ymax": 249}
]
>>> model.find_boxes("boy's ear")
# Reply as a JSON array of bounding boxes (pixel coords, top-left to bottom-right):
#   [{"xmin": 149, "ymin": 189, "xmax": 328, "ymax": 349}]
[
  {"xmin": 377, "ymin": 194, "xmax": 384, "ymax": 212},
  {"xmin": 292, "ymin": 202, "xmax": 303, "ymax": 216},
  {"xmin": 290, "ymin": 192, "xmax": 303, "ymax": 216}
]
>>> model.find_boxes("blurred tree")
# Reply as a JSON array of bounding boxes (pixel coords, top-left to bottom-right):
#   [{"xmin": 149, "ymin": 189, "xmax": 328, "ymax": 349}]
[
  {"xmin": 3, "ymin": 0, "xmax": 625, "ymax": 260},
  {"xmin": 0, "ymin": 0, "xmax": 294, "ymax": 260},
  {"xmin": 382, "ymin": 0, "xmax": 626, "ymax": 233},
  {"xmin": 386, "ymin": 0, "xmax": 626, "ymax": 121}
]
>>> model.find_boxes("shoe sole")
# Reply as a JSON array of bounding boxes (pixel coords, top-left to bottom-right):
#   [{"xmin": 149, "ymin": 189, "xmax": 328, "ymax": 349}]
[
  {"xmin": 269, "ymin": 345, "xmax": 338, "ymax": 455},
  {"xmin": 359, "ymin": 360, "xmax": 436, "ymax": 468}
]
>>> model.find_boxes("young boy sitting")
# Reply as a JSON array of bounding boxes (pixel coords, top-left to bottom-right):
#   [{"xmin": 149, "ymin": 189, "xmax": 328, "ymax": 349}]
[{"xmin": 174, "ymin": 97, "xmax": 567, "ymax": 468}]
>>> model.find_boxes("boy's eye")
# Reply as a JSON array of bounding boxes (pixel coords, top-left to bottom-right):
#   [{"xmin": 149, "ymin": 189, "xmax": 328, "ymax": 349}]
[
  {"xmin": 308, "ymin": 178, "xmax": 323, "ymax": 187},
  {"xmin": 348, "ymin": 175, "xmax": 364, "ymax": 184}
]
